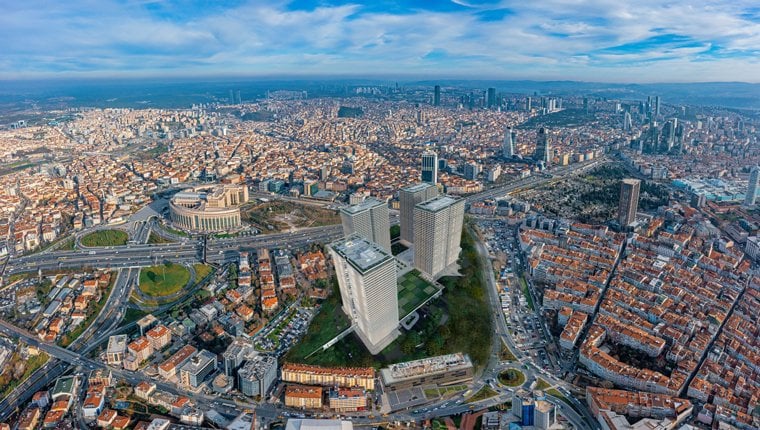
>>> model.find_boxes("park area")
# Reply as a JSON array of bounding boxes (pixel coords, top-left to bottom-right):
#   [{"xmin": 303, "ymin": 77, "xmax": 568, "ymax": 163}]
[
  {"xmin": 244, "ymin": 200, "xmax": 340, "ymax": 232},
  {"xmin": 138, "ymin": 263, "xmax": 190, "ymax": 297},
  {"xmin": 397, "ymin": 270, "xmax": 439, "ymax": 317},
  {"xmin": 286, "ymin": 227, "xmax": 492, "ymax": 370},
  {"xmin": 80, "ymin": 229, "xmax": 128, "ymax": 247}
]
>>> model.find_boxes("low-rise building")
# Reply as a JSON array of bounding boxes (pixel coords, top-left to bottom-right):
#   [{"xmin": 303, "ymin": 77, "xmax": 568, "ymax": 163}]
[
  {"xmin": 328, "ymin": 387, "xmax": 367, "ymax": 412},
  {"xmin": 379, "ymin": 353, "xmax": 473, "ymax": 391},
  {"xmin": 285, "ymin": 385, "xmax": 323, "ymax": 409},
  {"xmin": 281, "ymin": 363, "xmax": 375, "ymax": 391}
]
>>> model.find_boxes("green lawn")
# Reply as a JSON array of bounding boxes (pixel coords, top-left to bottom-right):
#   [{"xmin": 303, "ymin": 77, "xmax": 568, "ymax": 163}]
[
  {"xmin": 193, "ymin": 264, "xmax": 214, "ymax": 282},
  {"xmin": 535, "ymin": 378, "xmax": 551, "ymax": 390},
  {"xmin": 500, "ymin": 343, "xmax": 517, "ymax": 361},
  {"xmin": 284, "ymin": 277, "xmax": 351, "ymax": 363},
  {"xmin": 138, "ymin": 263, "xmax": 190, "ymax": 297},
  {"xmin": 123, "ymin": 308, "xmax": 150, "ymax": 325},
  {"xmin": 147, "ymin": 232, "xmax": 174, "ymax": 244},
  {"xmin": 81, "ymin": 230, "xmax": 128, "ymax": 247},
  {"xmin": 397, "ymin": 270, "xmax": 438, "ymax": 317},
  {"xmin": 467, "ymin": 386, "xmax": 498, "ymax": 403},
  {"xmin": 498, "ymin": 369, "xmax": 526, "ymax": 387}
]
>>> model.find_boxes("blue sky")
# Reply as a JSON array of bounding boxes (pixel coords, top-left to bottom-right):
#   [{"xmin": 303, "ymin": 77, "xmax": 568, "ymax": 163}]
[{"xmin": 1, "ymin": 0, "xmax": 759, "ymax": 82}]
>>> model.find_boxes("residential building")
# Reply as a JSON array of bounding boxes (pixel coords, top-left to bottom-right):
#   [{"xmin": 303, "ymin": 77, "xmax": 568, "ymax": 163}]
[
  {"xmin": 413, "ymin": 195, "xmax": 465, "ymax": 278},
  {"xmin": 339, "ymin": 198, "xmax": 391, "ymax": 252},
  {"xmin": 329, "ymin": 235, "xmax": 398, "ymax": 354},
  {"xmin": 280, "ymin": 363, "xmax": 375, "ymax": 391},
  {"xmin": 285, "ymin": 385, "xmax": 323, "ymax": 409},
  {"xmin": 328, "ymin": 387, "xmax": 367, "ymax": 412},
  {"xmin": 399, "ymin": 182, "xmax": 438, "ymax": 245}
]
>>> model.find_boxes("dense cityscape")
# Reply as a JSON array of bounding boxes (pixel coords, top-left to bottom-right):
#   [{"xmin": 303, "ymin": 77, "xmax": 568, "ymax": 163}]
[{"xmin": 0, "ymin": 80, "xmax": 757, "ymax": 430}]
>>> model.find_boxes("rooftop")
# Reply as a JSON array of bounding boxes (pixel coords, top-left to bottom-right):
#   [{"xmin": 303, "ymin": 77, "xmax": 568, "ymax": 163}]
[
  {"xmin": 180, "ymin": 349, "xmax": 216, "ymax": 375},
  {"xmin": 401, "ymin": 182, "xmax": 437, "ymax": 193},
  {"xmin": 380, "ymin": 353, "xmax": 472, "ymax": 384},
  {"xmin": 340, "ymin": 197, "xmax": 385, "ymax": 215},
  {"xmin": 416, "ymin": 195, "xmax": 461, "ymax": 212},
  {"xmin": 285, "ymin": 419, "xmax": 353, "ymax": 430},
  {"xmin": 330, "ymin": 235, "xmax": 393, "ymax": 274}
]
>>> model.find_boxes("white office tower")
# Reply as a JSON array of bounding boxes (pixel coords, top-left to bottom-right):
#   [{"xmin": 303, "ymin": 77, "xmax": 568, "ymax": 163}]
[
  {"xmin": 413, "ymin": 195, "xmax": 465, "ymax": 278},
  {"xmin": 745, "ymin": 166, "xmax": 759, "ymax": 207},
  {"xmin": 329, "ymin": 235, "xmax": 399, "ymax": 354},
  {"xmin": 503, "ymin": 126, "xmax": 514, "ymax": 159},
  {"xmin": 340, "ymin": 198, "xmax": 391, "ymax": 253},
  {"xmin": 399, "ymin": 182, "xmax": 438, "ymax": 245}
]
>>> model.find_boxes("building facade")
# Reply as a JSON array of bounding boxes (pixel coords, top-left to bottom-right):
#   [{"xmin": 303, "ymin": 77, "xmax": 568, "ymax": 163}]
[
  {"xmin": 280, "ymin": 363, "xmax": 375, "ymax": 391},
  {"xmin": 503, "ymin": 126, "xmax": 515, "ymax": 159},
  {"xmin": 237, "ymin": 354, "xmax": 278, "ymax": 398},
  {"xmin": 399, "ymin": 182, "xmax": 438, "ymax": 245},
  {"xmin": 329, "ymin": 235, "xmax": 398, "ymax": 354},
  {"xmin": 169, "ymin": 184, "xmax": 248, "ymax": 232},
  {"xmin": 533, "ymin": 127, "xmax": 551, "ymax": 166},
  {"xmin": 421, "ymin": 151, "xmax": 438, "ymax": 184},
  {"xmin": 745, "ymin": 165, "xmax": 759, "ymax": 207},
  {"xmin": 618, "ymin": 179, "xmax": 641, "ymax": 227},
  {"xmin": 339, "ymin": 198, "xmax": 391, "ymax": 252},
  {"xmin": 413, "ymin": 195, "xmax": 465, "ymax": 278}
]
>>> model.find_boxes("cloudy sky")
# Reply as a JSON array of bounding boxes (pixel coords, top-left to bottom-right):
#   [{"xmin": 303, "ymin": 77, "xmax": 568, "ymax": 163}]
[{"xmin": 2, "ymin": 0, "xmax": 760, "ymax": 82}]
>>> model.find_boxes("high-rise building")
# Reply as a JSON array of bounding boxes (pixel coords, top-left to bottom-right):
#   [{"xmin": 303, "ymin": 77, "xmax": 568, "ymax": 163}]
[
  {"xmin": 399, "ymin": 182, "xmax": 438, "ymax": 245},
  {"xmin": 526, "ymin": 96, "xmax": 532, "ymax": 111},
  {"xmin": 329, "ymin": 235, "xmax": 398, "ymax": 354},
  {"xmin": 179, "ymin": 349, "xmax": 217, "ymax": 388},
  {"xmin": 421, "ymin": 151, "xmax": 438, "ymax": 184},
  {"xmin": 503, "ymin": 126, "xmax": 514, "ymax": 159},
  {"xmin": 487, "ymin": 87, "xmax": 497, "ymax": 108},
  {"xmin": 340, "ymin": 198, "xmax": 391, "ymax": 252},
  {"xmin": 618, "ymin": 179, "xmax": 641, "ymax": 227},
  {"xmin": 433, "ymin": 85, "xmax": 441, "ymax": 106},
  {"xmin": 463, "ymin": 162, "xmax": 480, "ymax": 180},
  {"xmin": 533, "ymin": 127, "xmax": 551, "ymax": 166},
  {"xmin": 623, "ymin": 112, "xmax": 632, "ymax": 131},
  {"xmin": 745, "ymin": 166, "xmax": 760, "ymax": 207},
  {"xmin": 413, "ymin": 195, "xmax": 465, "ymax": 278},
  {"xmin": 654, "ymin": 96, "xmax": 661, "ymax": 116}
]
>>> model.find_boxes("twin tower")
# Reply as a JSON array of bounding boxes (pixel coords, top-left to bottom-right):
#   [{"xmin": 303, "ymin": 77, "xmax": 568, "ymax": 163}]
[{"xmin": 328, "ymin": 183, "xmax": 465, "ymax": 354}]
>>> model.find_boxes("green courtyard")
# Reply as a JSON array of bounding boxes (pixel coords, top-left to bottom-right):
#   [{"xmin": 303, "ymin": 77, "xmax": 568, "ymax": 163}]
[
  {"xmin": 398, "ymin": 270, "xmax": 438, "ymax": 318},
  {"xmin": 138, "ymin": 263, "xmax": 190, "ymax": 297}
]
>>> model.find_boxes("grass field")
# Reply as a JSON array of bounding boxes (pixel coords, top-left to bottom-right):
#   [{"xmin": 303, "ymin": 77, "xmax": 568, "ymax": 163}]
[
  {"xmin": 535, "ymin": 378, "xmax": 551, "ymax": 390},
  {"xmin": 193, "ymin": 264, "xmax": 214, "ymax": 282},
  {"xmin": 81, "ymin": 230, "xmax": 128, "ymax": 247},
  {"xmin": 138, "ymin": 263, "xmax": 190, "ymax": 297},
  {"xmin": 147, "ymin": 232, "xmax": 174, "ymax": 244},
  {"xmin": 520, "ymin": 276, "xmax": 535, "ymax": 310},
  {"xmin": 397, "ymin": 270, "xmax": 438, "ymax": 317}
]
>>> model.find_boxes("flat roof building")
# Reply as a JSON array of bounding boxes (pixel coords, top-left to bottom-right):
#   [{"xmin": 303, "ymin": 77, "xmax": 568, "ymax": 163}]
[
  {"xmin": 237, "ymin": 354, "xmax": 278, "ymax": 398},
  {"xmin": 413, "ymin": 195, "xmax": 465, "ymax": 278},
  {"xmin": 399, "ymin": 183, "xmax": 438, "ymax": 245},
  {"xmin": 340, "ymin": 198, "xmax": 391, "ymax": 253},
  {"xmin": 329, "ymin": 235, "xmax": 398, "ymax": 354},
  {"xmin": 179, "ymin": 349, "xmax": 217, "ymax": 388},
  {"xmin": 106, "ymin": 335, "xmax": 128, "ymax": 366},
  {"xmin": 380, "ymin": 353, "xmax": 473, "ymax": 391}
]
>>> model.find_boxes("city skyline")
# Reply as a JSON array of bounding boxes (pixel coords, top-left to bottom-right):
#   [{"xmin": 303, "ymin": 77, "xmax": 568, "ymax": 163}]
[{"xmin": 2, "ymin": 1, "xmax": 760, "ymax": 82}]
